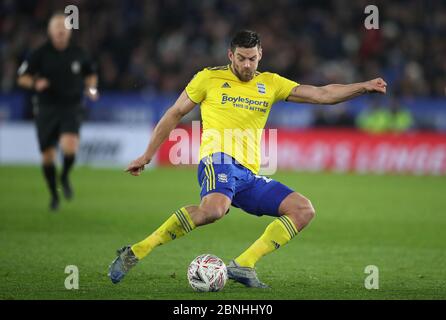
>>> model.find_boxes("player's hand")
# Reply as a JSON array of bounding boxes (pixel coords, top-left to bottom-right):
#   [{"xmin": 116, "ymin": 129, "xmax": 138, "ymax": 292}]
[
  {"xmin": 85, "ymin": 87, "xmax": 99, "ymax": 101},
  {"xmin": 34, "ymin": 78, "xmax": 50, "ymax": 92},
  {"xmin": 364, "ymin": 78, "xmax": 387, "ymax": 94},
  {"xmin": 125, "ymin": 155, "xmax": 151, "ymax": 176}
]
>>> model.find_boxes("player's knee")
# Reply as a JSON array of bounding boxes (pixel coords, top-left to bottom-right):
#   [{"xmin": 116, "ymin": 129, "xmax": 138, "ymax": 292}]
[
  {"xmin": 198, "ymin": 193, "xmax": 231, "ymax": 225},
  {"xmin": 302, "ymin": 197, "xmax": 315, "ymax": 220},
  {"xmin": 285, "ymin": 195, "xmax": 316, "ymax": 230},
  {"xmin": 42, "ymin": 155, "xmax": 53, "ymax": 165},
  {"xmin": 42, "ymin": 148, "xmax": 56, "ymax": 165},
  {"xmin": 62, "ymin": 145, "xmax": 78, "ymax": 156},
  {"xmin": 199, "ymin": 204, "xmax": 226, "ymax": 224},
  {"xmin": 60, "ymin": 134, "xmax": 79, "ymax": 154},
  {"xmin": 298, "ymin": 196, "xmax": 315, "ymax": 223},
  {"xmin": 198, "ymin": 199, "xmax": 228, "ymax": 224}
]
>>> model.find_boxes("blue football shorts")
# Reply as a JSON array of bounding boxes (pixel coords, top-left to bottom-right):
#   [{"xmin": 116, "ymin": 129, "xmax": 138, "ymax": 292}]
[{"xmin": 197, "ymin": 152, "xmax": 294, "ymax": 217}]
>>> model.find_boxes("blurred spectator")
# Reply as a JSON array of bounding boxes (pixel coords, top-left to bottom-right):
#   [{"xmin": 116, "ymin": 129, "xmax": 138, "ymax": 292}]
[
  {"xmin": 313, "ymin": 104, "xmax": 355, "ymax": 128},
  {"xmin": 356, "ymin": 97, "xmax": 414, "ymax": 133},
  {"xmin": 388, "ymin": 97, "xmax": 414, "ymax": 132}
]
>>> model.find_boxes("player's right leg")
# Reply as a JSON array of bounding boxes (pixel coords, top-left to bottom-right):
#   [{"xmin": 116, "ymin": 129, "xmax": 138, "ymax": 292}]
[
  {"xmin": 41, "ymin": 147, "xmax": 59, "ymax": 210},
  {"xmin": 36, "ymin": 108, "xmax": 61, "ymax": 211},
  {"xmin": 108, "ymin": 192, "xmax": 231, "ymax": 284}
]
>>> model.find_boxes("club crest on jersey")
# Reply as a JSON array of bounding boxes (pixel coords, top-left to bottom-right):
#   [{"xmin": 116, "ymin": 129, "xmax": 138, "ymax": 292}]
[
  {"xmin": 257, "ymin": 82, "xmax": 266, "ymax": 94},
  {"xmin": 217, "ymin": 173, "xmax": 228, "ymax": 183}
]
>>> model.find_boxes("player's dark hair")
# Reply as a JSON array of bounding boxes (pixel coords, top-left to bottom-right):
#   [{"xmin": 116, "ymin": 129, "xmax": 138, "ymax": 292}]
[
  {"xmin": 230, "ymin": 30, "xmax": 261, "ymax": 52},
  {"xmin": 47, "ymin": 11, "xmax": 68, "ymax": 26},
  {"xmin": 50, "ymin": 11, "xmax": 67, "ymax": 19}
]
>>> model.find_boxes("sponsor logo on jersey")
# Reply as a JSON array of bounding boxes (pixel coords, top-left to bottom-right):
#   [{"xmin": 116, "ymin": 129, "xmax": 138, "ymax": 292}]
[
  {"xmin": 257, "ymin": 82, "xmax": 266, "ymax": 94},
  {"xmin": 217, "ymin": 173, "xmax": 228, "ymax": 183},
  {"xmin": 222, "ymin": 82, "xmax": 231, "ymax": 88},
  {"xmin": 221, "ymin": 94, "xmax": 269, "ymax": 108}
]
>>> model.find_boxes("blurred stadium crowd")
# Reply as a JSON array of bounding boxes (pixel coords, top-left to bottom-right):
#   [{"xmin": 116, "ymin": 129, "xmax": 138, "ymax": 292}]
[
  {"xmin": 2, "ymin": 0, "xmax": 445, "ymax": 95},
  {"xmin": 0, "ymin": 0, "xmax": 445, "ymax": 131}
]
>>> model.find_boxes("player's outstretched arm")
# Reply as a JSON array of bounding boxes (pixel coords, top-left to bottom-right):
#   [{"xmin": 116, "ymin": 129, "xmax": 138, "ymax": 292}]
[
  {"xmin": 286, "ymin": 78, "xmax": 387, "ymax": 105},
  {"xmin": 125, "ymin": 90, "xmax": 196, "ymax": 176}
]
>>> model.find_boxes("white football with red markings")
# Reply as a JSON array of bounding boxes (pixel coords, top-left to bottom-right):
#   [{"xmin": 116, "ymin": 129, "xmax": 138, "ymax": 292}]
[{"xmin": 187, "ymin": 254, "xmax": 228, "ymax": 292}]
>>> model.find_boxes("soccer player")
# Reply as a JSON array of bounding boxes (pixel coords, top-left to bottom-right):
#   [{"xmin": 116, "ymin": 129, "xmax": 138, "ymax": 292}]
[
  {"xmin": 108, "ymin": 30, "xmax": 386, "ymax": 287},
  {"xmin": 17, "ymin": 13, "xmax": 98, "ymax": 211}
]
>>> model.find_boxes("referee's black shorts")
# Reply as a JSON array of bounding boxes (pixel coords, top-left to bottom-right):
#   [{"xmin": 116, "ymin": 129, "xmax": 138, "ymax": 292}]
[{"xmin": 34, "ymin": 104, "xmax": 85, "ymax": 152}]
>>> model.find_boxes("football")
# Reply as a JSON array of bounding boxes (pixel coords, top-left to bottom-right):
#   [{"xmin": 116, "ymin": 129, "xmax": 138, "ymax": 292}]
[{"xmin": 187, "ymin": 254, "xmax": 228, "ymax": 292}]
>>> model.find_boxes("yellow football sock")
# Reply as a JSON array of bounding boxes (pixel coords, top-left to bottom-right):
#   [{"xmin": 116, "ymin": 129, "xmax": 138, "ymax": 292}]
[
  {"xmin": 131, "ymin": 207, "xmax": 196, "ymax": 260},
  {"xmin": 235, "ymin": 216, "xmax": 298, "ymax": 268}
]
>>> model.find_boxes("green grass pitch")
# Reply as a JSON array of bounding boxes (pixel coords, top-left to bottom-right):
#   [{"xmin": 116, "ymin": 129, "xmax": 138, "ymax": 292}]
[{"xmin": 0, "ymin": 165, "xmax": 445, "ymax": 300}]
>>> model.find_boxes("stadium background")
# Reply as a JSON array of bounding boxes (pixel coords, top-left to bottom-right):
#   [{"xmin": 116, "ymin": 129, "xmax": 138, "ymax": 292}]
[{"xmin": 0, "ymin": 0, "xmax": 445, "ymax": 299}]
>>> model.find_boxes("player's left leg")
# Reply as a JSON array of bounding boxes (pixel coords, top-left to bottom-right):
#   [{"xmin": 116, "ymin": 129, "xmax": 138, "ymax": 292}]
[
  {"xmin": 228, "ymin": 177, "xmax": 315, "ymax": 287},
  {"xmin": 35, "ymin": 108, "xmax": 60, "ymax": 211},
  {"xmin": 277, "ymin": 192, "xmax": 316, "ymax": 232},
  {"xmin": 59, "ymin": 133, "xmax": 79, "ymax": 200},
  {"xmin": 41, "ymin": 147, "xmax": 59, "ymax": 210},
  {"xmin": 234, "ymin": 191, "xmax": 315, "ymax": 268}
]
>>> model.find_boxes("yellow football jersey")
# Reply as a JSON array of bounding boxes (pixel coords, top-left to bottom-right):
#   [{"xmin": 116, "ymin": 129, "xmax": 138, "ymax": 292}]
[{"xmin": 185, "ymin": 65, "xmax": 298, "ymax": 174}]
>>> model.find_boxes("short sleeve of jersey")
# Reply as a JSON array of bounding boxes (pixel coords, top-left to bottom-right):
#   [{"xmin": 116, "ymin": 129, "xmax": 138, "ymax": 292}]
[
  {"xmin": 273, "ymin": 73, "xmax": 299, "ymax": 103},
  {"xmin": 81, "ymin": 49, "xmax": 96, "ymax": 76},
  {"xmin": 17, "ymin": 48, "xmax": 42, "ymax": 76},
  {"xmin": 185, "ymin": 69, "xmax": 209, "ymax": 104}
]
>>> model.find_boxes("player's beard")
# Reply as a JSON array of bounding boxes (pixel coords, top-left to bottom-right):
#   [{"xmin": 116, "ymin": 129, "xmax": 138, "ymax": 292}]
[{"xmin": 232, "ymin": 65, "xmax": 255, "ymax": 82}]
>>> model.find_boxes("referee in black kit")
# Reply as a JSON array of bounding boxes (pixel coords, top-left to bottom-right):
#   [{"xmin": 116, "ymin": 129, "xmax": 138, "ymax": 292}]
[{"xmin": 17, "ymin": 13, "xmax": 98, "ymax": 211}]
